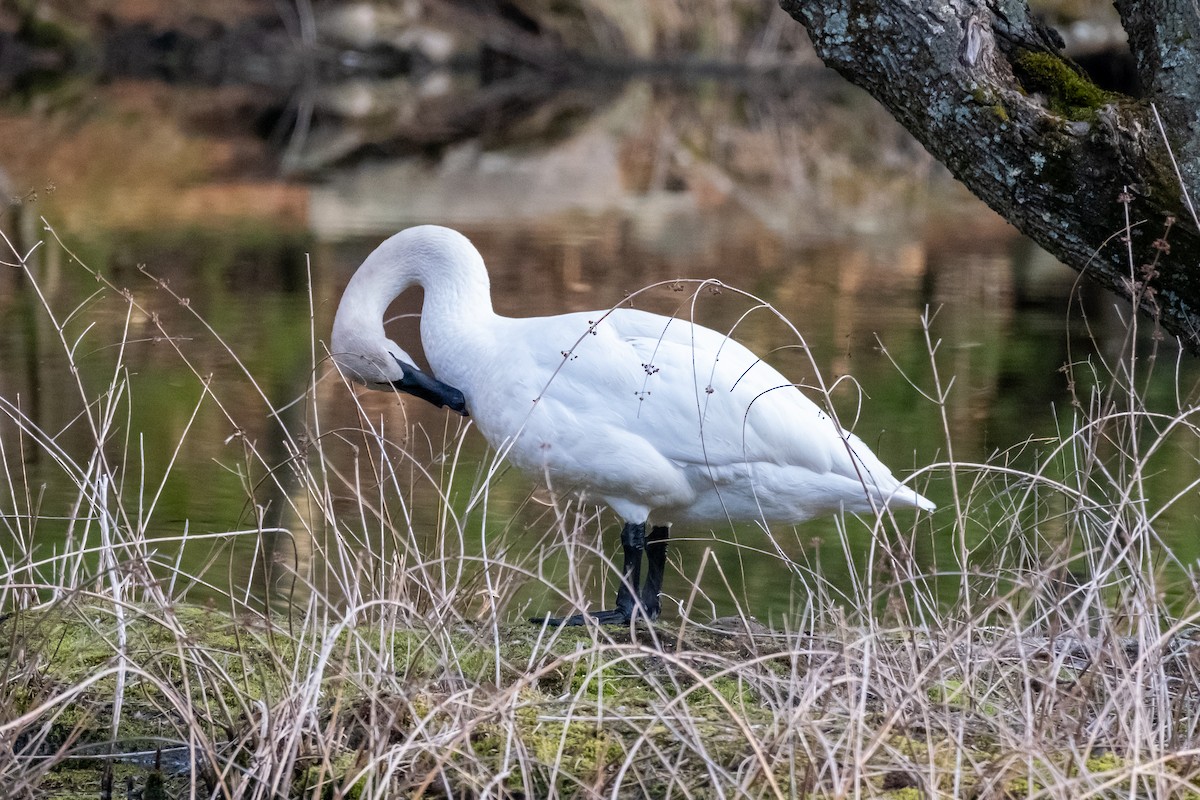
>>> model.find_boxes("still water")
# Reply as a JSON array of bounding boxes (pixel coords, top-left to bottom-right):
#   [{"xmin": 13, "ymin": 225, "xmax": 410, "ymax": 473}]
[{"xmin": 2, "ymin": 74, "xmax": 1197, "ymax": 621}]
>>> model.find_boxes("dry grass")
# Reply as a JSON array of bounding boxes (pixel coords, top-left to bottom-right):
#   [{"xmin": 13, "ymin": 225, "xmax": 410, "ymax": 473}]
[{"xmin": 1, "ymin": 219, "xmax": 1200, "ymax": 799}]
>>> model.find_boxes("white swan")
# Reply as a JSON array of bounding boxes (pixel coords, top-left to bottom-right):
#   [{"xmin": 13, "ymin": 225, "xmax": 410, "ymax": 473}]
[{"xmin": 332, "ymin": 225, "xmax": 935, "ymax": 625}]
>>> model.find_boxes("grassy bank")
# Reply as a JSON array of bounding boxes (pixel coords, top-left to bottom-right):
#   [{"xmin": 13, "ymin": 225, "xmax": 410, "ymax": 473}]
[
  {"xmin": 3, "ymin": 223, "xmax": 1200, "ymax": 798},
  {"xmin": 7, "ymin": 598, "xmax": 1200, "ymax": 799}
]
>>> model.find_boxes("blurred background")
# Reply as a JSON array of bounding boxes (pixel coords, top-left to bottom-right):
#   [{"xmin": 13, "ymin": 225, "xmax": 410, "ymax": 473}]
[{"xmin": 3, "ymin": 0, "xmax": 1189, "ymax": 619}]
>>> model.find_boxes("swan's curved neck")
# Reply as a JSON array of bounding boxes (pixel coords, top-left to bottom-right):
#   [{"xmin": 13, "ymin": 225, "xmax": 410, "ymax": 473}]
[
  {"xmin": 342, "ymin": 228, "xmax": 495, "ymax": 338},
  {"xmin": 333, "ymin": 228, "xmax": 498, "ymax": 393}
]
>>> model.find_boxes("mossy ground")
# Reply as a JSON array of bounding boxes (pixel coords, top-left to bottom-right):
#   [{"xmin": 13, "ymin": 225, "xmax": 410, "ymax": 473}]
[
  {"xmin": 3, "ymin": 603, "xmax": 1199, "ymax": 798},
  {"xmin": 0, "ymin": 605, "xmax": 786, "ymax": 797}
]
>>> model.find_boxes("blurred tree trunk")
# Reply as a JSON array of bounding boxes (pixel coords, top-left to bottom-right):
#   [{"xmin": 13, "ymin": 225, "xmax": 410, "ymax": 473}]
[{"xmin": 780, "ymin": 0, "xmax": 1200, "ymax": 350}]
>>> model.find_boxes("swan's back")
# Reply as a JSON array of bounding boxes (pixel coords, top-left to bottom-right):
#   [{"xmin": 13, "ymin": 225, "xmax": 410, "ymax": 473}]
[{"xmin": 486, "ymin": 307, "xmax": 932, "ymax": 523}]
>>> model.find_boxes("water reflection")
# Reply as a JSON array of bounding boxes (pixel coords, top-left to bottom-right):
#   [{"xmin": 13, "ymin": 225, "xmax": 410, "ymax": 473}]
[{"xmin": 1, "ymin": 63, "xmax": 1194, "ymax": 620}]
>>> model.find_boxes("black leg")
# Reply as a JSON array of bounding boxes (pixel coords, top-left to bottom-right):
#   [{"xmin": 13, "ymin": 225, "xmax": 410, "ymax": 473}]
[
  {"xmin": 640, "ymin": 525, "xmax": 669, "ymax": 620},
  {"xmin": 532, "ymin": 521, "xmax": 646, "ymax": 626},
  {"xmin": 613, "ymin": 521, "xmax": 645, "ymax": 618}
]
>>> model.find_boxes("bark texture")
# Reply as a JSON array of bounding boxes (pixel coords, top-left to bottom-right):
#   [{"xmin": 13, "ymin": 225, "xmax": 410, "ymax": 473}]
[{"xmin": 780, "ymin": 0, "xmax": 1200, "ymax": 348}]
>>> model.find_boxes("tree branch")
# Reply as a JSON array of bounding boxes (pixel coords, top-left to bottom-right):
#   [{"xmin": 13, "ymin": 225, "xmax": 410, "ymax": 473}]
[
  {"xmin": 1115, "ymin": 0, "xmax": 1200, "ymax": 194},
  {"xmin": 781, "ymin": 0, "xmax": 1200, "ymax": 349}
]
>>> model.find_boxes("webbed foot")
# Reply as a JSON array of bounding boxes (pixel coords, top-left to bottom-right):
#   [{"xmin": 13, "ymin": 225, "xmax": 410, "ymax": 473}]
[{"xmin": 530, "ymin": 608, "xmax": 632, "ymax": 626}]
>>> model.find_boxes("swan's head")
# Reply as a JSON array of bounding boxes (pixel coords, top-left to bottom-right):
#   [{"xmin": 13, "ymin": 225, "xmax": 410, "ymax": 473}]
[
  {"xmin": 331, "ymin": 225, "xmax": 481, "ymax": 416},
  {"xmin": 332, "ymin": 341, "xmax": 469, "ymax": 416}
]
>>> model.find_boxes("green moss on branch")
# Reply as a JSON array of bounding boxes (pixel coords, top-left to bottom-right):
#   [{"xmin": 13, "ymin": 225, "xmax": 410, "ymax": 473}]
[{"xmin": 1012, "ymin": 49, "xmax": 1118, "ymax": 121}]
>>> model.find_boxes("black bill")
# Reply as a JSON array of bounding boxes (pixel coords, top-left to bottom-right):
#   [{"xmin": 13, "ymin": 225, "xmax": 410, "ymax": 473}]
[{"xmin": 389, "ymin": 354, "xmax": 469, "ymax": 416}]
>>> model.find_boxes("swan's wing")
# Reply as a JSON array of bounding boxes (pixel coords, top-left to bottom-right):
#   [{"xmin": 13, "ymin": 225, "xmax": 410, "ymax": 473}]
[
  {"xmin": 616, "ymin": 312, "xmax": 927, "ymax": 505},
  {"xmin": 528, "ymin": 309, "xmax": 857, "ymax": 475},
  {"xmin": 509, "ymin": 308, "xmax": 928, "ymax": 513},
  {"xmin": 609, "ymin": 310, "xmax": 847, "ymax": 470}
]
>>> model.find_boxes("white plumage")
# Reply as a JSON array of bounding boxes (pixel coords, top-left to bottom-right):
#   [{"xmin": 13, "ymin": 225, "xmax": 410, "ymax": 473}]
[{"xmin": 333, "ymin": 225, "xmax": 934, "ymax": 624}]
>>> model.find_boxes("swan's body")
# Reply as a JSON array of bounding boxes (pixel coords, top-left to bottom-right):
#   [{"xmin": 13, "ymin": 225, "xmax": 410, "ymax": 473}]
[{"xmin": 333, "ymin": 225, "xmax": 934, "ymax": 623}]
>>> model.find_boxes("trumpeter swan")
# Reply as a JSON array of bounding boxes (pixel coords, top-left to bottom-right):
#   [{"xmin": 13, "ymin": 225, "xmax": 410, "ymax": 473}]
[{"xmin": 332, "ymin": 225, "xmax": 935, "ymax": 625}]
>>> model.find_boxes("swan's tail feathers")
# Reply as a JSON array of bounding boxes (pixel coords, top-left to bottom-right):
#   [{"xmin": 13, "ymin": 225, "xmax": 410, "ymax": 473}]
[
  {"xmin": 842, "ymin": 432, "xmax": 935, "ymax": 514},
  {"xmin": 886, "ymin": 484, "xmax": 936, "ymax": 513}
]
